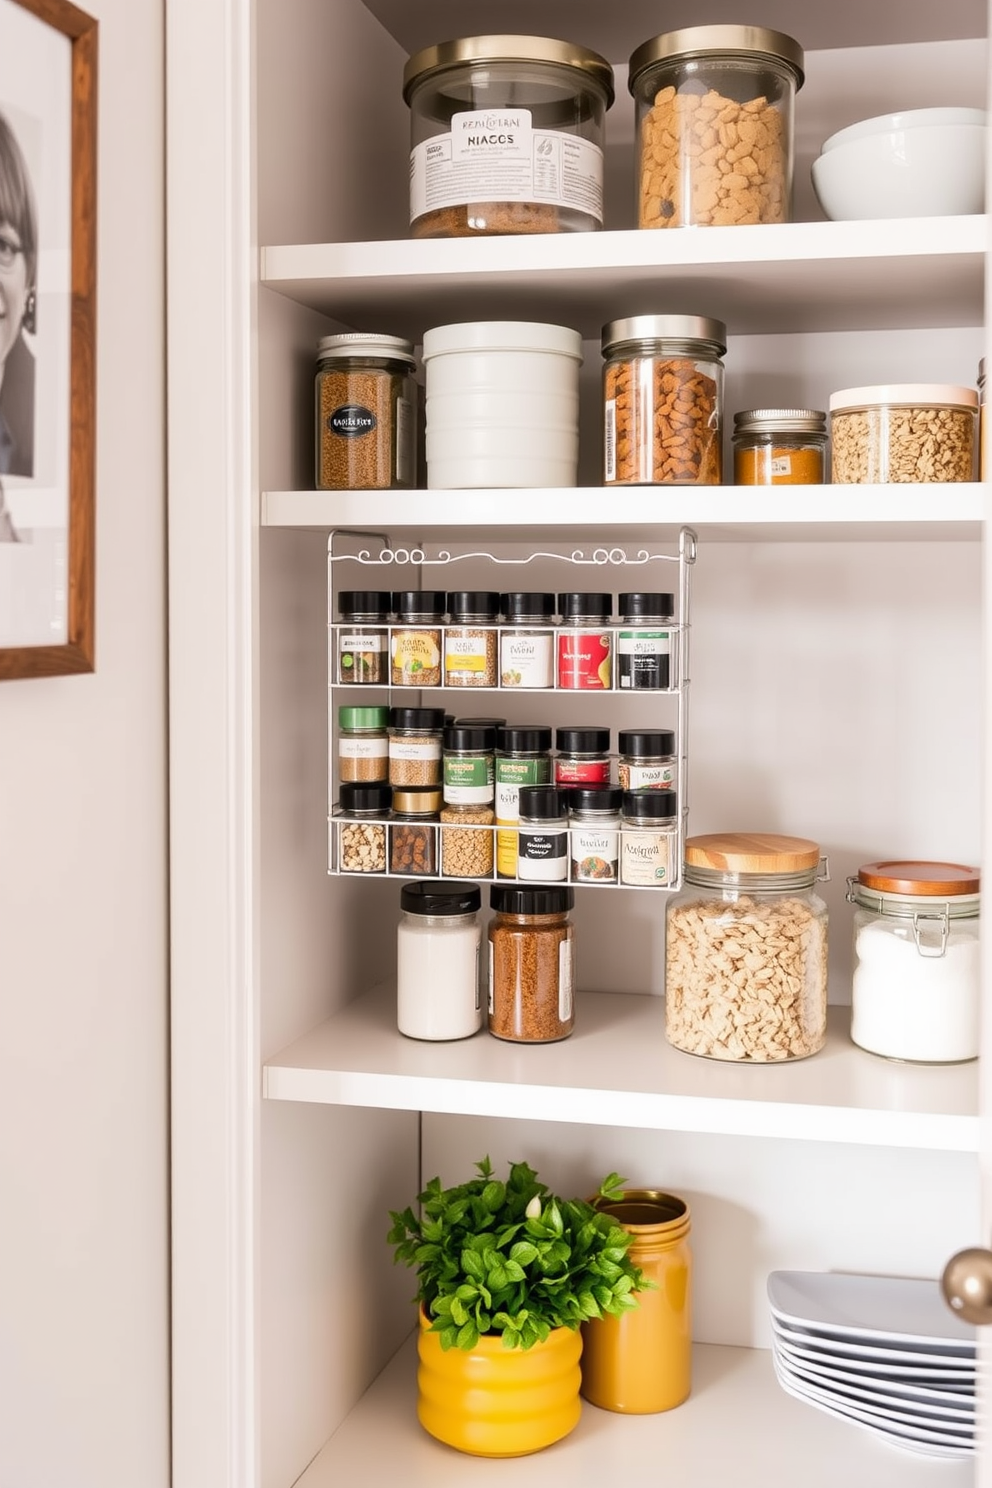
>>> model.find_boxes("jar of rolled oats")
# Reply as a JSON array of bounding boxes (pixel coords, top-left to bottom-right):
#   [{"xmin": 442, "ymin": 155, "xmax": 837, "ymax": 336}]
[
  {"xmin": 665, "ymin": 832, "xmax": 828, "ymax": 1062},
  {"xmin": 829, "ymin": 385, "xmax": 978, "ymax": 483}
]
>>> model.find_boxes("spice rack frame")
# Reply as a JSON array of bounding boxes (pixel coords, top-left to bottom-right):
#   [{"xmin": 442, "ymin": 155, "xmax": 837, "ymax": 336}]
[{"xmin": 326, "ymin": 526, "xmax": 696, "ymax": 891}]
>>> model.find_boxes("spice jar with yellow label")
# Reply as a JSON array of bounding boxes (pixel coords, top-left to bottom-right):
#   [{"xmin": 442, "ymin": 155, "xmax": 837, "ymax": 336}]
[
  {"xmin": 391, "ymin": 591, "xmax": 445, "ymax": 686},
  {"xmin": 732, "ymin": 409, "xmax": 827, "ymax": 485}
]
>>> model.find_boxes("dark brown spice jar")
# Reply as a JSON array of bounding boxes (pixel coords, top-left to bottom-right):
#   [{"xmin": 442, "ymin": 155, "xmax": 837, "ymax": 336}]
[
  {"xmin": 487, "ymin": 885, "xmax": 575, "ymax": 1042},
  {"xmin": 315, "ymin": 333, "xmax": 417, "ymax": 490}
]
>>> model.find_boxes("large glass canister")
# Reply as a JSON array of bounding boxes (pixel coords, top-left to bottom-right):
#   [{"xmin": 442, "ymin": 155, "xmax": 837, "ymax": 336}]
[
  {"xmin": 602, "ymin": 316, "xmax": 726, "ymax": 485},
  {"xmin": 829, "ymin": 384, "xmax": 978, "ymax": 483},
  {"xmin": 580, "ymin": 1190, "xmax": 691, "ymax": 1414},
  {"xmin": 665, "ymin": 832, "xmax": 828, "ymax": 1061},
  {"xmin": 628, "ymin": 26, "xmax": 804, "ymax": 229},
  {"xmin": 403, "ymin": 35, "xmax": 615, "ymax": 239},
  {"xmin": 847, "ymin": 860, "xmax": 980, "ymax": 1064}
]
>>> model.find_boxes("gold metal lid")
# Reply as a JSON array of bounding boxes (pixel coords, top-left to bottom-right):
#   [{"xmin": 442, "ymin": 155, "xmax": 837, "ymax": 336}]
[
  {"xmin": 403, "ymin": 35, "xmax": 615, "ymax": 106},
  {"xmin": 628, "ymin": 25, "xmax": 804, "ymax": 93},
  {"xmin": 685, "ymin": 832, "xmax": 820, "ymax": 874}
]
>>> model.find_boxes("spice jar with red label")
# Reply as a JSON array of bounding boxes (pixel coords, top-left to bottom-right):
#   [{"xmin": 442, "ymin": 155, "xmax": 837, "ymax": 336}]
[
  {"xmin": 557, "ymin": 591, "xmax": 613, "ymax": 689},
  {"xmin": 554, "ymin": 726, "xmax": 611, "ymax": 788}
]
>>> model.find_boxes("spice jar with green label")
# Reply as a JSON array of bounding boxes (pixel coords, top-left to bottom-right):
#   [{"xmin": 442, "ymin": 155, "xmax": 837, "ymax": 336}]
[
  {"xmin": 495, "ymin": 724, "xmax": 553, "ymax": 879},
  {"xmin": 315, "ymin": 333, "xmax": 417, "ymax": 490}
]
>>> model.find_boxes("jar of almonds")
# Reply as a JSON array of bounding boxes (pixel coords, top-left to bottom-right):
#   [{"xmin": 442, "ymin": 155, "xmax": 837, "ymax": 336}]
[{"xmin": 665, "ymin": 832, "xmax": 828, "ymax": 1062}]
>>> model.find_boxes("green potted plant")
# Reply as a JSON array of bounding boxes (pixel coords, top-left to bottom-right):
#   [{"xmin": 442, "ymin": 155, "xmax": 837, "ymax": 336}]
[{"xmin": 387, "ymin": 1155, "xmax": 651, "ymax": 1457}]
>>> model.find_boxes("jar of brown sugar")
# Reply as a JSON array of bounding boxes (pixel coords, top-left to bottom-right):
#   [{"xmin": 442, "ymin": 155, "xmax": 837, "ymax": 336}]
[
  {"xmin": 315, "ymin": 334, "xmax": 417, "ymax": 490},
  {"xmin": 733, "ymin": 409, "xmax": 827, "ymax": 485},
  {"xmin": 488, "ymin": 884, "xmax": 575, "ymax": 1042}
]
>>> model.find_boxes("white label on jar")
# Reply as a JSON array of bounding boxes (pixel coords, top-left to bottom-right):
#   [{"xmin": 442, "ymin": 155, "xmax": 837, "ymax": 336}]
[
  {"xmin": 571, "ymin": 826, "xmax": 619, "ymax": 881},
  {"xmin": 445, "ymin": 636, "xmax": 489, "ymax": 673},
  {"xmin": 395, "ymin": 396, "xmax": 414, "ymax": 486},
  {"xmin": 410, "ymin": 116, "xmax": 604, "ymax": 221},
  {"xmin": 620, "ymin": 828, "xmax": 676, "ymax": 885},
  {"xmin": 488, "ymin": 940, "xmax": 495, "ymax": 1015},
  {"xmin": 339, "ymin": 634, "xmax": 386, "ymax": 653},
  {"xmin": 623, "ymin": 762, "xmax": 675, "ymax": 791},
  {"xmin": 500, "ymin": 632, "xmax": 554, "ymax": 688},
  {"xmin": 494, "ymin": 781, "xmax": 520, "ymax": 824},
  {"xmin": 770, "ymin": 454, "xmax": 792, "ymax": 477},
  {"xmin": 618, "ymin": 633, "xmax": 670, "ymax": 657},
  {"xmin": 339, "ymin": 737, "xmax": 388, "ymax": 760},
  {"xmin": 559, "ymin": 939, "xmax": 573, "ymax": 1022},
  {"xmin": 390, "ymin": 739, "xmax": 442, "ymax": 761},
  {"xmin": 517, "ymin": 828, "xmax": 568, "ymax": 881},
  {"xmin": 604, "ymin": 399, "xmax": 617, "ymax": 482}
]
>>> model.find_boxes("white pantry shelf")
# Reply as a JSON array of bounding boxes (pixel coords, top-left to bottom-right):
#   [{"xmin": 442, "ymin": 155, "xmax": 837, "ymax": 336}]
[
  {"xmin": 262, "ymin": 985, "xmax": 978, "ymax": 1152},
  {"xmin": 260, "ymin": 216, "xmax": 986, "ymax": 338},
  {"xmin": 261, "ymin": 483, "xmax": 985, "ymax": 543},
  {"xmin": 293, "ymin": 1332, "xmax": 972, "ymax": 1488}
]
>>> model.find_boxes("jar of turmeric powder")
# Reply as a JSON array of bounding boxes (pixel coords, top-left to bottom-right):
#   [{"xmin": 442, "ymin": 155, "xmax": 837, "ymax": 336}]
[{"xmin": 732, "ymin": 408, "xmax": 826, "ymax": 485}]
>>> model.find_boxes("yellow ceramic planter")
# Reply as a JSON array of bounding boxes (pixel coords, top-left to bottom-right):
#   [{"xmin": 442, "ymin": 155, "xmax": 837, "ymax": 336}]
[{"xmin": 417, "ymin": 1310, "xmax": 583, "ymax": 1456}]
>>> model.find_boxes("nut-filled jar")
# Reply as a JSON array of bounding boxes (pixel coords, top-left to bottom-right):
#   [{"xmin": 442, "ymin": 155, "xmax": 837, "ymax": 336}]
[
  {"xmin": 617, "ymin": 730, "xmax": 676, "ymax": 791},
  {"xmin": 665, "ymin": 832, "xmax": 828, "ymax": 1061},
  {"xmin": 617, "ymin": 593, "xmax": 675, "ymax": 690},
  {"xmin": 388, "ymin": 707, "xmax": 445, "ymax": 788},
  {"xmin": 389, "ymin": 787, "xmax": 442, "ymax": 877},
  {"xmin": 732, "ymin": 409, "xmax": 827, "ymax": 485},
  {"xmin": 829, "ymin": 385, "xmax": 978, "ymax": 483},
  {"xmin": 391, "ymin": 590, "xmax": 445, "ymax": 686},
  {"xmin": 440, "ymin": 803, "xmax": 495, "ymax": 878},
  {"xmin": 557, "ymin": 591, "xmax": 613, "ymax": 689},
  {"xmin": 336, "ymin": 783, "xmax": 391, "ymax": 874},
  {"xmin": 495, "ymin": 724, "xmax": 553, "ymax": 879},
  {"xmin": 338, "ymin": 705, "xmax": 389, "ymax": 784},
  {"xmin": 629, "ymin": 26, "xmax": 804, "ymax": 229},
  {"xmin": 602, "ymin": 316, "xmax": 726, "ymax": 486},
  {"xmin": 315, "ymin": 334, "xmax": 417, "ymax": 490},
  {"xmin": 488, "ymin": 884, "xmax": 575, "ymax": 1042},
  {"xmin": 847, "ymin": 860, "xmax": 980, "ymax": 1064},
  {"xmin": 335, "ymin": 590, "xmax": 391, "ymax": 685},
  {"xmin": 554, "ymin": 726, "xmax": 611, "ymax": 787},
  {"xmin": 500, "ymin": 591, "xmax": 557, "ymax": 689},
  {"xmin": 403, "ymin": 35, "xmax": 615, "ymax": 239},
  {"xmin": 397, "ymin": 880, "xmax": 482, "ymax": 1041},
  {"xmin": 445, "ymin": 591, "xmax": 500, "ymax": 688},
  {"xmin": 619, "ymin": 790, "xmax": 679, "ymax": 887}
]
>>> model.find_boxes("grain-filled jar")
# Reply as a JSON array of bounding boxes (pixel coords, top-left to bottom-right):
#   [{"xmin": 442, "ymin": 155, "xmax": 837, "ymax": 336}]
[
  {"xmin": 403, "ymin": 35, "xmax": 615, "ymax": 239},
  {"xmin": 617, "ymin": 593, "xmax": 675, "ymax": 690},
  {"xmin": 557, "ymin": 591, "xmax": 613, "ymax": 689},
  {"xmin": 488, "ymin": 884, "xmax": 575, "ymax": 1042},
  {"xmin": 602, "ymin": 316, "xmax": 726, "ymax": 486},
  {"xmin": 445, "ymin": 591, "xmax": 500, "ymax": 688},
  {"xmin": 620, "ymin": 790, "xmax": 679, "ymax": 887},
  {"xmin": 628, "ymin": 26, "xmax": 804, "ymax": 229},
  {"xmin": 517, "ymin": 786, "xmax": 569, "ymax": 882},
  {"xmin": 440, "ymin": 802, "xmax": 495, "ymax": 878},
  {"xmin": 391, "ymin": 590, "xmax": 445, "ymax": 686},
  {"xmin": 315, "ymin": 334, "xmax": 417, "ymax": 490},
  {"xmin": 388, "ymin": 707, "xmax": 444, "ymax": 788},
  {"xmin": 581, "ymin": 1190, "xmax": 692, "ymax": 1414},
  {"xmin": 554, "ymin": 726, "xmax": 611, "ymax": 787},
  {"xmin": 336, "ymin": 590, "xmax": 391, "ymax": 685},
  {"xmin": 397, "ymin": 880, "xmax": 482, "ymax": 1041},
  {"xmin": 829, "ymin": 385, "xmax": 978, "ymax": 483},
  {"xmin": 665, "ymin": 832, "xmax": 828, "ymax": 1061},
  {"xmin": 495, "ymin": 724, "xmax": 553, "ymax": 879},
  {"xmin": 847, "ymin": 860, "xmax": 981, "ymax": 1064},
  {"xmin": 500, "ymin": 591, "xmax": 557, "ymax": 689},
  {"xmin": 337, "ymin": 783, "xmax": 391, "ymax": 874},
  {"xmin": 389, "ymin": 787, "xmax": 442, "ymax": 877},
  {"xmin": 569, "ymin": 787, "xmax": 622, "ymax": 884},
  {"xmin": 442, "ymin": 723, "xmax": 496, "ymax": 807},
  {"xmin": 617, "ymin": 730, "xmax": 676, "ymax": 791},
  {"xmin": 732, "ymin": 409, "xmax": 827, "ymax": 485},
  {"xmin": 338, "ymin": 705, "xmax": 389, "ymax": 784}
]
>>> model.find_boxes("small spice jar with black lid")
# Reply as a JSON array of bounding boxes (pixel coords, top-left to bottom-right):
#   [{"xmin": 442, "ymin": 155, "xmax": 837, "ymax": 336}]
[
  {"xmin": 443, "ymin": 723, "xmax": 496, "ymax": 807},
  {"xmin": 336, "ymin": 590, "xmax": 391, "ymax": 685},
  {"xmin": 337, "ymin": 782, "xmax": 392, "ymax": 874},
  {"xmin": 445, "ymin": 591, "xmax": 500, "ymax": 688},
  {"xmin": 557, "ymin": 592, "xmax": 613, "ymax": 690},
  {"xmin": 555, "ymin": 726, "xmax": 611, "ymax": 788},
  {"xmin": 388, "ymin": 707, "xmax": 445, "ymax": 788},
  {"xmin": 620, "ymin": 790, "xmax": 678, "ymax": 887},
  {"xmin": 500, "ymin": 591, "xmax": 556, "ymax": 689},
  {"xmin": 569, "ymin": 786, "xmax": 622, "ymax": 883},
  {"xmin": 617, "ymin": 593, "xmax": 675, "ymax": 690},
  {"xmin": 315, "ymin": 333, "xmax": 417, "ymax": 490},
  {"xmin": 391, "ymin": 590, "xmax": 446, "ymax": 686},
  {"xmin": 338, "ymin": 705, "xmax": 389, "ymax": 784},
  {"xmin": 495, "ymin": 724, "xmax": 553, "ymax": 879},
  {"xmin": 488, "ymin": 884, "xmax": 575, "ymax": 1043},
  {"xmin": 617, "ymin": 730, "xmax": 676, "ymax": 792},
  {"xmin": 517, "ymin": 786, "xmax": 569, "ymax": 882}
]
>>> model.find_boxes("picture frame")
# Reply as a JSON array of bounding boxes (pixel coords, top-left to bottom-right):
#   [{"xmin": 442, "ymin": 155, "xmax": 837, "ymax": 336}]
[{"xmin": 0, "ymin": 0, "xmax": 96, "ymax": 679}]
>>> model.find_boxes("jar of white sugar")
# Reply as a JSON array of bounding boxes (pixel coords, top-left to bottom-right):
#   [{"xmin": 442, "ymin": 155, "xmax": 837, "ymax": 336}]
[
  {"xmin": 396, "ymin": 880, "xmax": 483, "ymax": 1041},
  {"xmin": 847, "ymin": 860, "xmax": 981, "ymax": 1064}
]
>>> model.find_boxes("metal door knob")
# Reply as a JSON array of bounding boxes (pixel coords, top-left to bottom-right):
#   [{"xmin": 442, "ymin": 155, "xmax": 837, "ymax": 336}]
[{"xmin": 941, "ymin": 1247, "xmax": 992, "ymax": 1325}]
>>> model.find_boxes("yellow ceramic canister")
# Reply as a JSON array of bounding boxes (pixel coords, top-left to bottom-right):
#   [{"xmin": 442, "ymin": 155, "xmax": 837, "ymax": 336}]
[{"xmin": 580, "ymin": 1189, "xmax": 691, "ymax": 1413}]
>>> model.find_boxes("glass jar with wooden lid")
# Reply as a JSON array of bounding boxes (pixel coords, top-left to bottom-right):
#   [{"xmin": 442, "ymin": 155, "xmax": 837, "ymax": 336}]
[
  {"xmin": 665, "ymin": 832, "xmax": 828, "ymax": 1062},
  {"xmin": 732, "ymin": 408, "xmax": 827, "ymax": 485}
]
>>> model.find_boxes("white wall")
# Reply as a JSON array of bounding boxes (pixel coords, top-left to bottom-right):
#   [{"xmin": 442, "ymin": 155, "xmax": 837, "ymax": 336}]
[{"xmin": 0, "ymin": 1, "xmax": 169, "ymax": 1484}]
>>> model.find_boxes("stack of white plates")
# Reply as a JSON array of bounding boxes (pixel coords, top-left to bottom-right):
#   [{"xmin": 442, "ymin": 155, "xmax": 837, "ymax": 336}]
[{"xmin": 767, "ymin": 1270, "xmax": 976, "ymax": 1459}]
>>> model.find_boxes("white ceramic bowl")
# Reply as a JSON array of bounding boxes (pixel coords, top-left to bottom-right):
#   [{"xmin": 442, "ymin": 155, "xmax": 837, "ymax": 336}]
[
  {"xmin": 821, "ymin": 107, "xmax": 986, "ymax": 153},
  {"xmin": 811, "ymin": 122, "xmax": 986, "ymax": 220}
]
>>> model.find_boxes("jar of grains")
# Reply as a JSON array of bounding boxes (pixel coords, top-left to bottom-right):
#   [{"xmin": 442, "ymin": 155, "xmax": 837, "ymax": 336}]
[
  {"xmin": 847, "ymin": 860, "xmax": 981, "ymax": 1064},
  {"xmin": 569, "ymin": 787, "xmax": 622, "ymax": 884},
  {"xmin": 488, "ymin": 884, "xmax": 575, "ymax": 1043},
  {"xmin": 315, "ymin": 333, "xmax": 417, "ymax": 490},
  {"xmin": 829, "ymin": 384, "xmax": 978, "ymax": 483},
  {"xmin": 554, "ymin": 726, "xmax": 611, "ymax": 788},
  {"xmin": 499, "ymin": 591, "xmax": 557, "ymax": 689},
  {"xmin": 440, "ymin": 803, "xmax": 495, "ymax": 878},
  {"xmin": 396, "ymin": 880, "xmax": 483, "ymax": 1041},
  {"xmin": 665, "ymin": 832, "xmax": 828, "ymax": 1062},
  {"xmin": 495, "ymin": 724, "xmax": 553, "ymax": 879},
  {"xmin": 557, "ymin": 591, "xmax": 613, "ymax": 689},
  {"xmin": 617, "ymin": 592, "xmax": 675, "ymax": 690},
  {"xmin": 732, "ymin": 409, "xmax": 827, "ymax": 485},
  {"xmin": 620, "ymin": 790, "xmax": 679, "ymax": 887},
  {"xmin": 444, "ymin": 590, "xmax": 500, "ymax": 688},
  {"xmin": 391, "ymin": 590, "xmax": 445, "ymax": 686},
  {"xmin": 628, "ymin": 26, "xmax": 804, "ymax": 229},
  {"xmin": 443, "ymin": 723, "xmax": 496, "ymax": 807},
  {"xmin": 389, "ymin": 787, "xmax": 442, "ymax": 877},
  {"xmin": 338, "ymin": 705, "xmax": 389, "ymax": 784},
  {"xmin": 517, "ymin": 786, "xmax": 569, "ymax": 883},
  {"xmin": 617, "ymin": 730, "xmax": 676, "ymax": 791},
  {"xmin": 602, "ymin": 316, "xmax": 726, "ymax": 486},
  {"xmin": 336, "ymin": 589, "xmax": 391, "ymax": 685},
  {"xmin": 388, "ymin": 707, "xmax": 445, "ymax": 788},
  {"xmin": 402, "ymin": 35, "xmax": 615, "ymax": 238},
  {"xmin": 337, "ymin": 783, "xmax": 391, "ymax": 874}
]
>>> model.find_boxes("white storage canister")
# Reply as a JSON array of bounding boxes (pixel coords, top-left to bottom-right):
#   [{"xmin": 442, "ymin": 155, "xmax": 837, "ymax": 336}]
[
  {"xmin": 847, "ymin": 860, "xmax": 981, "ymax": 1064},
  {"xmin": 422, "ymin": 321, "xmax": 583, "ymax": 488},
  {"xmin": 396, "ymin": 879, "xmax": 483, "ymax": 1040},
  {"xmin": 829, "ymin": 384, "xmax": 978, "ymax": 483}
]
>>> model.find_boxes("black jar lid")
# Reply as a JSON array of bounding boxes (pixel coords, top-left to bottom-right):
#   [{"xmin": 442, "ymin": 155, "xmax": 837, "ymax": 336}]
[
  {"xmin": 501, "ymin": 590, "xmax": 556, "ymax": 622},
  {"xmin": 568, "ymin": 786, "xmax": 623, "ymax": 813},
  {"xmin": 454, "ymin": 716, "xmax": 506, "ymax": 731},
  {"xmin": 444, "ymin": 724, "xmax": 497, "ymax": 751},
  {"xmin": 558, "ymin": 591, "xmax": 613, "ymax": 621},
  {"xmin": 556, "ymin": 726, "xmax": 610, "ymax": 753},
  {"xmin": 393, "ymin": 589, "xmax": 447, "ymax": 619},
  {"xmin": 618, "ymin": 592, "xmax": 675, "ymax": 619},
  {"xmin": 622, "ymin": 789, "xmax": 677, "ymax": 819},
  {"xmin": 618, "ymin": 729, "xmax": 676, "ymax": 755},
  {"xmin": 447, "ymin": 590, "xmax": 501, "ymax": 621},
  {"xmin": 519, "ymin": 786, "xmax": 566, "ymax": 819},
  {"xmin": 339, "ymin": 782, "xmax": 392, "ymax": 813},
  {"xmin": 338, "ymin": 589, "xmax": 392, "ymax": 619},
  {"xmin": 490, "ymin": 884, "xmax": 575, "ymax": 915},
  {"xmin": 401, "ymin": 879, "xmax": 481, "ymax": 915},
  {"xmin": 497, "ymin": 724, "xmax": 553, "ymax": 753},
  {"xmin": 389, "ymin": 706, "xmax": 446, "ymax": 730}
]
